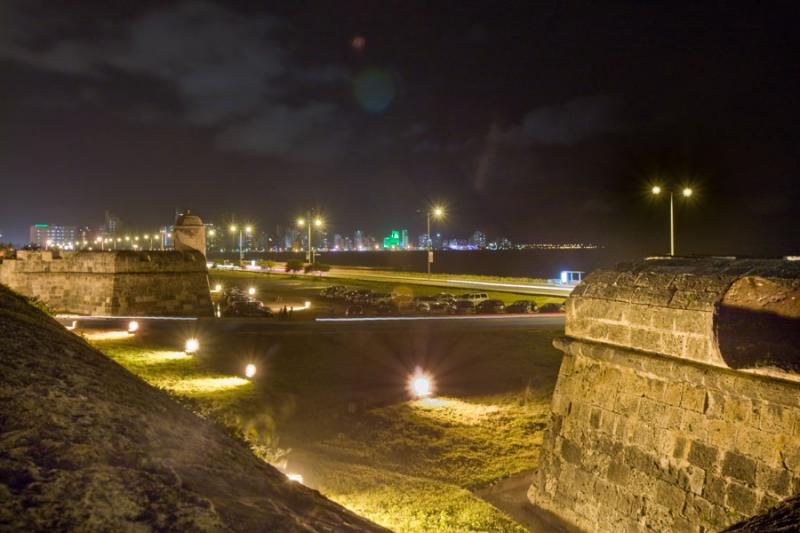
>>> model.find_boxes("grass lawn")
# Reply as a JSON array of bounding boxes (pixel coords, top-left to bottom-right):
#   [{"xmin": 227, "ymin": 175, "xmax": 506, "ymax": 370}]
[{"xmin": 88, "ymin": 290, "xmax": 563, "ymax": 532}]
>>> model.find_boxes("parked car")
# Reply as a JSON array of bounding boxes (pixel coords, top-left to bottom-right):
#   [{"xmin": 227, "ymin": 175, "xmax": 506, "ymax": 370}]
[
  {"xmin": 458, "ymin": 292, "xmax": 489, "ymax": 304},
  {"xmin": 435, "ymin": 292, "xmax": 457, "ymax": 305},
  {"xmin": 506, "ymin": 300, "xmax": 537, "ymax": 314},
  {"xmin": 368, "ymin": 292, "xmax": 393, "ymax": 306},
  {"xmin": 223, "ymin": 300, "xmax": 273, "ymax": 317},
  {"xmin": 476, "ymin": 299, "xmax": 505, "ymax": 314},
  {"xmin": 375, "ymin": 302, "xmax": 399, "ymax": 316},
  {"xmin": 345, "ymin": 304, "xmax": 365, "ymax": 317},
  {"xmin": 428, "ymin": 301, "xmax": 454, "ymax": 315},
  {"xmin": 453, "ymin": 300, "xmax": 477, "ymax": 315},
  {"xmin": 539, "ymin": 302, "xmax": 566, "ymax": 313},
  {"xmin": 414, "ymin": 295, "xmax": 438, "ymax": 313},
  {"xmin": 321, "ymin": 285, "xmax": 346, "ymax": 298}
]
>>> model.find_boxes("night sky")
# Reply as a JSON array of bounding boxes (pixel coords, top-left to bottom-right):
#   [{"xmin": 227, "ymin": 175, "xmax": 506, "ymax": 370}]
[{"xmin": 1, "ymin": 1, "xmax": 798, "ymax": 256}]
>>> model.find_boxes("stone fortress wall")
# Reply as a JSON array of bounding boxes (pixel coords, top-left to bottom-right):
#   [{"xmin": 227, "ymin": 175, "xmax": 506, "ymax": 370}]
[
  {"xmin": 528, "ymin": 257, "xmax": 800, "ymax": 532},
  {"xmin": 0, "ymin": 250, "xmax": 213, "ymax": 316}
]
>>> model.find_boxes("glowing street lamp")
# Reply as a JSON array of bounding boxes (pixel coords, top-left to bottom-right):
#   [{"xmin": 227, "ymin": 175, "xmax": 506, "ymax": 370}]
[
  {"xmin": 248, "ymin": 287, "xmax": 256, "ymax": 296},
  {"xmin": 245, "ymin": 363, "xmax": 257, "ymax": 378},
  {"xmin": 425, "ymin": 205, "xmax": 446, "ymax": 277},
  {"xmin": 297, "ymin": 211, "xmax": 324, "ymax": 263},
  {"xmin": 651, "ymin": 184, "xmax": 694, "ymax": 256},
  {"xmin": 230, "ymin": 224, "xmax": 253, "ymax": 264},
  {"xmin": 408, "ymin": 367, "xmax": 434, "ymax": 399},
  {"xmin": 185, "ymin": 338, "xmax": 199, "ymax": 355}
]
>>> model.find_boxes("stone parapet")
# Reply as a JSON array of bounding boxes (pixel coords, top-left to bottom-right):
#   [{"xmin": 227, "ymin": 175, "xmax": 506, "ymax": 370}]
[
  {"xmin": 0, "ymin": 250, "xmax": 212, "ymax": 316},
  {"xmin": 566, "ymin": 257, "xmax": 800, "ymax": 372}
]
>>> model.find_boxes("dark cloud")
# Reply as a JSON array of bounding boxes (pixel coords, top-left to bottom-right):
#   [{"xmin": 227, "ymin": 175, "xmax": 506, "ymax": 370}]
[
  {"xmin": 0, "ymin": 1, "xmax": 349, "ymax": 158},
  {"xmin": 216, "ymin": 102, "xmax": 350, "ymax": 161},
  {"xmin": 501, "ymin": 95, "xmax": 621, "ymax": 146}
]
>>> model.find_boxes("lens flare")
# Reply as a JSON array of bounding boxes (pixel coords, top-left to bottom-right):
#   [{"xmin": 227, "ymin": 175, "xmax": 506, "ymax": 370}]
[
  {"xmin": 185, "ymin": 338, "xmax": 199, "ymax": 354},
  {"xmin": 408, "ymin": 367, "xmax": 434, "ymax": 399},
  {"xmin": 287, "ymin": 473, "xmax": 304, "ymax": 483}
]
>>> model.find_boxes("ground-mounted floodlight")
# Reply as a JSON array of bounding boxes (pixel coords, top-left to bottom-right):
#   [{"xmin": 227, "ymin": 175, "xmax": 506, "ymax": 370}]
[
  {"xmin": 245, "ymin": 363, "xmax": 257, "ymax": 378},
  {"xmin": 185, "ymin": 338, "xmax": 199, "ymax": 354},
  {"xmin": 408, "ymin": 367, "xmax": 434, "ymax": 399},
  {"xmin": 128, "ymin": 320, "xmax": 139, "ymax": 333}
]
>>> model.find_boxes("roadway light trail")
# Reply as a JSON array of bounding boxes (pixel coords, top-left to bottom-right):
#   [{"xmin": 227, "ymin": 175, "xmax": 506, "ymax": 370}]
[
  {"xmin": 444, "ymin": 279, "xmax": 574, "ymax": 293},
  {"xmin": 316, "ymin": 314, "xmax": 564, "ymax": 323}
]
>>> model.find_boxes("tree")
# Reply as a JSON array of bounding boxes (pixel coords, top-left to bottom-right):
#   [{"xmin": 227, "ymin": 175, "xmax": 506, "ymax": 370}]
[{"xmin": 286, "ymin": 260, "xmax": 304, "ymax": 275}]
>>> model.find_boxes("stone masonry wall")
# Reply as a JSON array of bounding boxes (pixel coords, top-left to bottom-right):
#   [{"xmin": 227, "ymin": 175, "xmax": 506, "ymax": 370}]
[
  {"xmin": 530, "ymin": 338, "xmax": 800, "ymax": 532},
  {"xmin": 529, "ymin": 257, "xmax": 800, "ymax": 532},
  {"xmin": 0, "ymin": 250, "xmax": 212, "ymax": 316}
]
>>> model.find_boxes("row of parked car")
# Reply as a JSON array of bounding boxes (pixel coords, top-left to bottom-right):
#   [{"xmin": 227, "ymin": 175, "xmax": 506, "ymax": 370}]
[
  {"xmin": 219, "ymin": 287, "xmax": 274, "ymax": 317},
  {"xmin": 321, "ymin": 285, "xmax": 564, "ymax": 316}
]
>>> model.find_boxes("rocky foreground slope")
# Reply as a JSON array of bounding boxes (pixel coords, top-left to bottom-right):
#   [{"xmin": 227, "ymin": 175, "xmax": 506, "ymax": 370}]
[{"xmin": 0, "ymin": 285, "xmax": 388, "ymax": 532}]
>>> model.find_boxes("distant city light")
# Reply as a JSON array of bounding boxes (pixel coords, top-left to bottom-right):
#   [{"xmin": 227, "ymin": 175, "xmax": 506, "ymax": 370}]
[
  {"xmin": 128, "ymin": 320, "xmax": 139, "ymax": 333},
  {"xmin": 245, "ymin": 363, "xmax": 257, "ymax": 378},
  {"xmin": 185, "ymin": 338, "xmax": 199, "ymax": 354}
]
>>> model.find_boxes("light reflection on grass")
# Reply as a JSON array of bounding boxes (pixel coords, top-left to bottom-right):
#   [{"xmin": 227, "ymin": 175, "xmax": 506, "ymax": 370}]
[
  {"xmin": 411, "ymin": 397, "xmax": 501, "ymax": 426},
  {"xmin": 83, "ymin": 330, "xmax": 132, "ymax": 341},
  {"xmin": 168, "ymin": 376, "xmax": 250, "ymax": 395},
  {"xmin": 88, "ymin": 321, "xmax": 561, "ymax": 533}
]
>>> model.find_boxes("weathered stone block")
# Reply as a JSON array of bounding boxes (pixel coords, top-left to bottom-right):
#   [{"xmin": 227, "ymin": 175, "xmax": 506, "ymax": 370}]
[
  {"xmin": 722, "ymin": 451, "xmax": 757, "ymax": 485},
  {"xmin": 681, "ymin": 386, "xmax": 707, "ymax": 413},
  {"xmin": 726, "ymin": 481, "xmax": 758, "ymax": 515},
  {"xmin": 687, "ymin": 441, "xmax": 719, "ymax": 471}
]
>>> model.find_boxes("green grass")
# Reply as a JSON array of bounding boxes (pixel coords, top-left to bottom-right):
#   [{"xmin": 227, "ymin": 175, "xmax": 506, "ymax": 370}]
[{"xmin": 89, "ymin": 317, "xmax": 563, "ymax": 532}]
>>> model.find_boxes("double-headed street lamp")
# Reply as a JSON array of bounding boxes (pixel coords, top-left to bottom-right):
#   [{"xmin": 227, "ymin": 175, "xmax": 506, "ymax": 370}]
[
  {"xmin": 651, "ymin": 184, "xmax": 693, "ymax": 256},
  {"xmin": 297, "ymin": 213, "xmax": 323, "ymax": 263},
  {"xmin": 229, "ymin": 225, "xmax": 252, "ymax": 264},
  {"xmin": 425, "ymin": 205, "xmax": 445, "ymax": 276}
]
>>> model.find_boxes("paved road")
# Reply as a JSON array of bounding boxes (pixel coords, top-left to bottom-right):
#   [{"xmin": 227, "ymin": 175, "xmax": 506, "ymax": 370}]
[{"xmin": 213, "ymin": 263, "xmax": 575, "ymax": 298}]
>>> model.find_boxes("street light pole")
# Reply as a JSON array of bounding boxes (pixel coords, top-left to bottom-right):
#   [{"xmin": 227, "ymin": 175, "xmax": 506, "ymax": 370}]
[
  {"xmin": 426, "ymin": 211, "xmax": 431, "ymax": 276},
  {"xmin": 669, "ymin": 191, "xmax": 675, "ymax": 257},
  {"xmin": 307, "ymin": 210, "xmax": 313, "ymax": 264},
  {"xmin": 651, "ymin": 185, "xmax": 692, "ymax": 257},
  {"xmin": 425, "ymin": 205, "xmax": 445, "ymax": 278}
]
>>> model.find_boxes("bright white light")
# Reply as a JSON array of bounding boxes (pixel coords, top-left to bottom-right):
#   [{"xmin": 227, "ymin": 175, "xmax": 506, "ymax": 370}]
[
  {"xmin": 248, "ymin": 287, "xmax": 256, "ymax": 295},
  {"xmin": 304, "ymin": 301, "xmax": 311, "ymax": 308},
  {"xmin": 185, "ymin": 338, "xmax": 199, "ymax": 354},
  {"xmin": 128, "ymin": 320, "xmax": 139, "ymax": 333},
  {"xmin": 214, "ymin": 284, "xmax": 222, "ymax": 292},
  {"xmin": 682, "ymin": 187, "xmax": 693, "ymax": 197},
  {"xmin": 66, "ymin": 320, "xmax": 77, "ymax": 331},
  {"xmin": 409, "ymin": 368, "xmax": 433, "ymax": 399},
  {"xmin": 287, "ymin": 473, "xmax": 304, "ymax": 483},
  {"xmin": 651, "ymin": 185, "xmax": 662, "ymax": 194},
  {"xmin": 245, "ymin": 364, "xmax": 257, "ymax": 378}
]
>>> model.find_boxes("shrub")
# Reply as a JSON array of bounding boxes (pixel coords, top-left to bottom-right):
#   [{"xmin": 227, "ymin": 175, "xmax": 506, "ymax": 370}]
[{"xmin": 286, "ymin": 260, "xmax": 305, "ymax": 274}]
